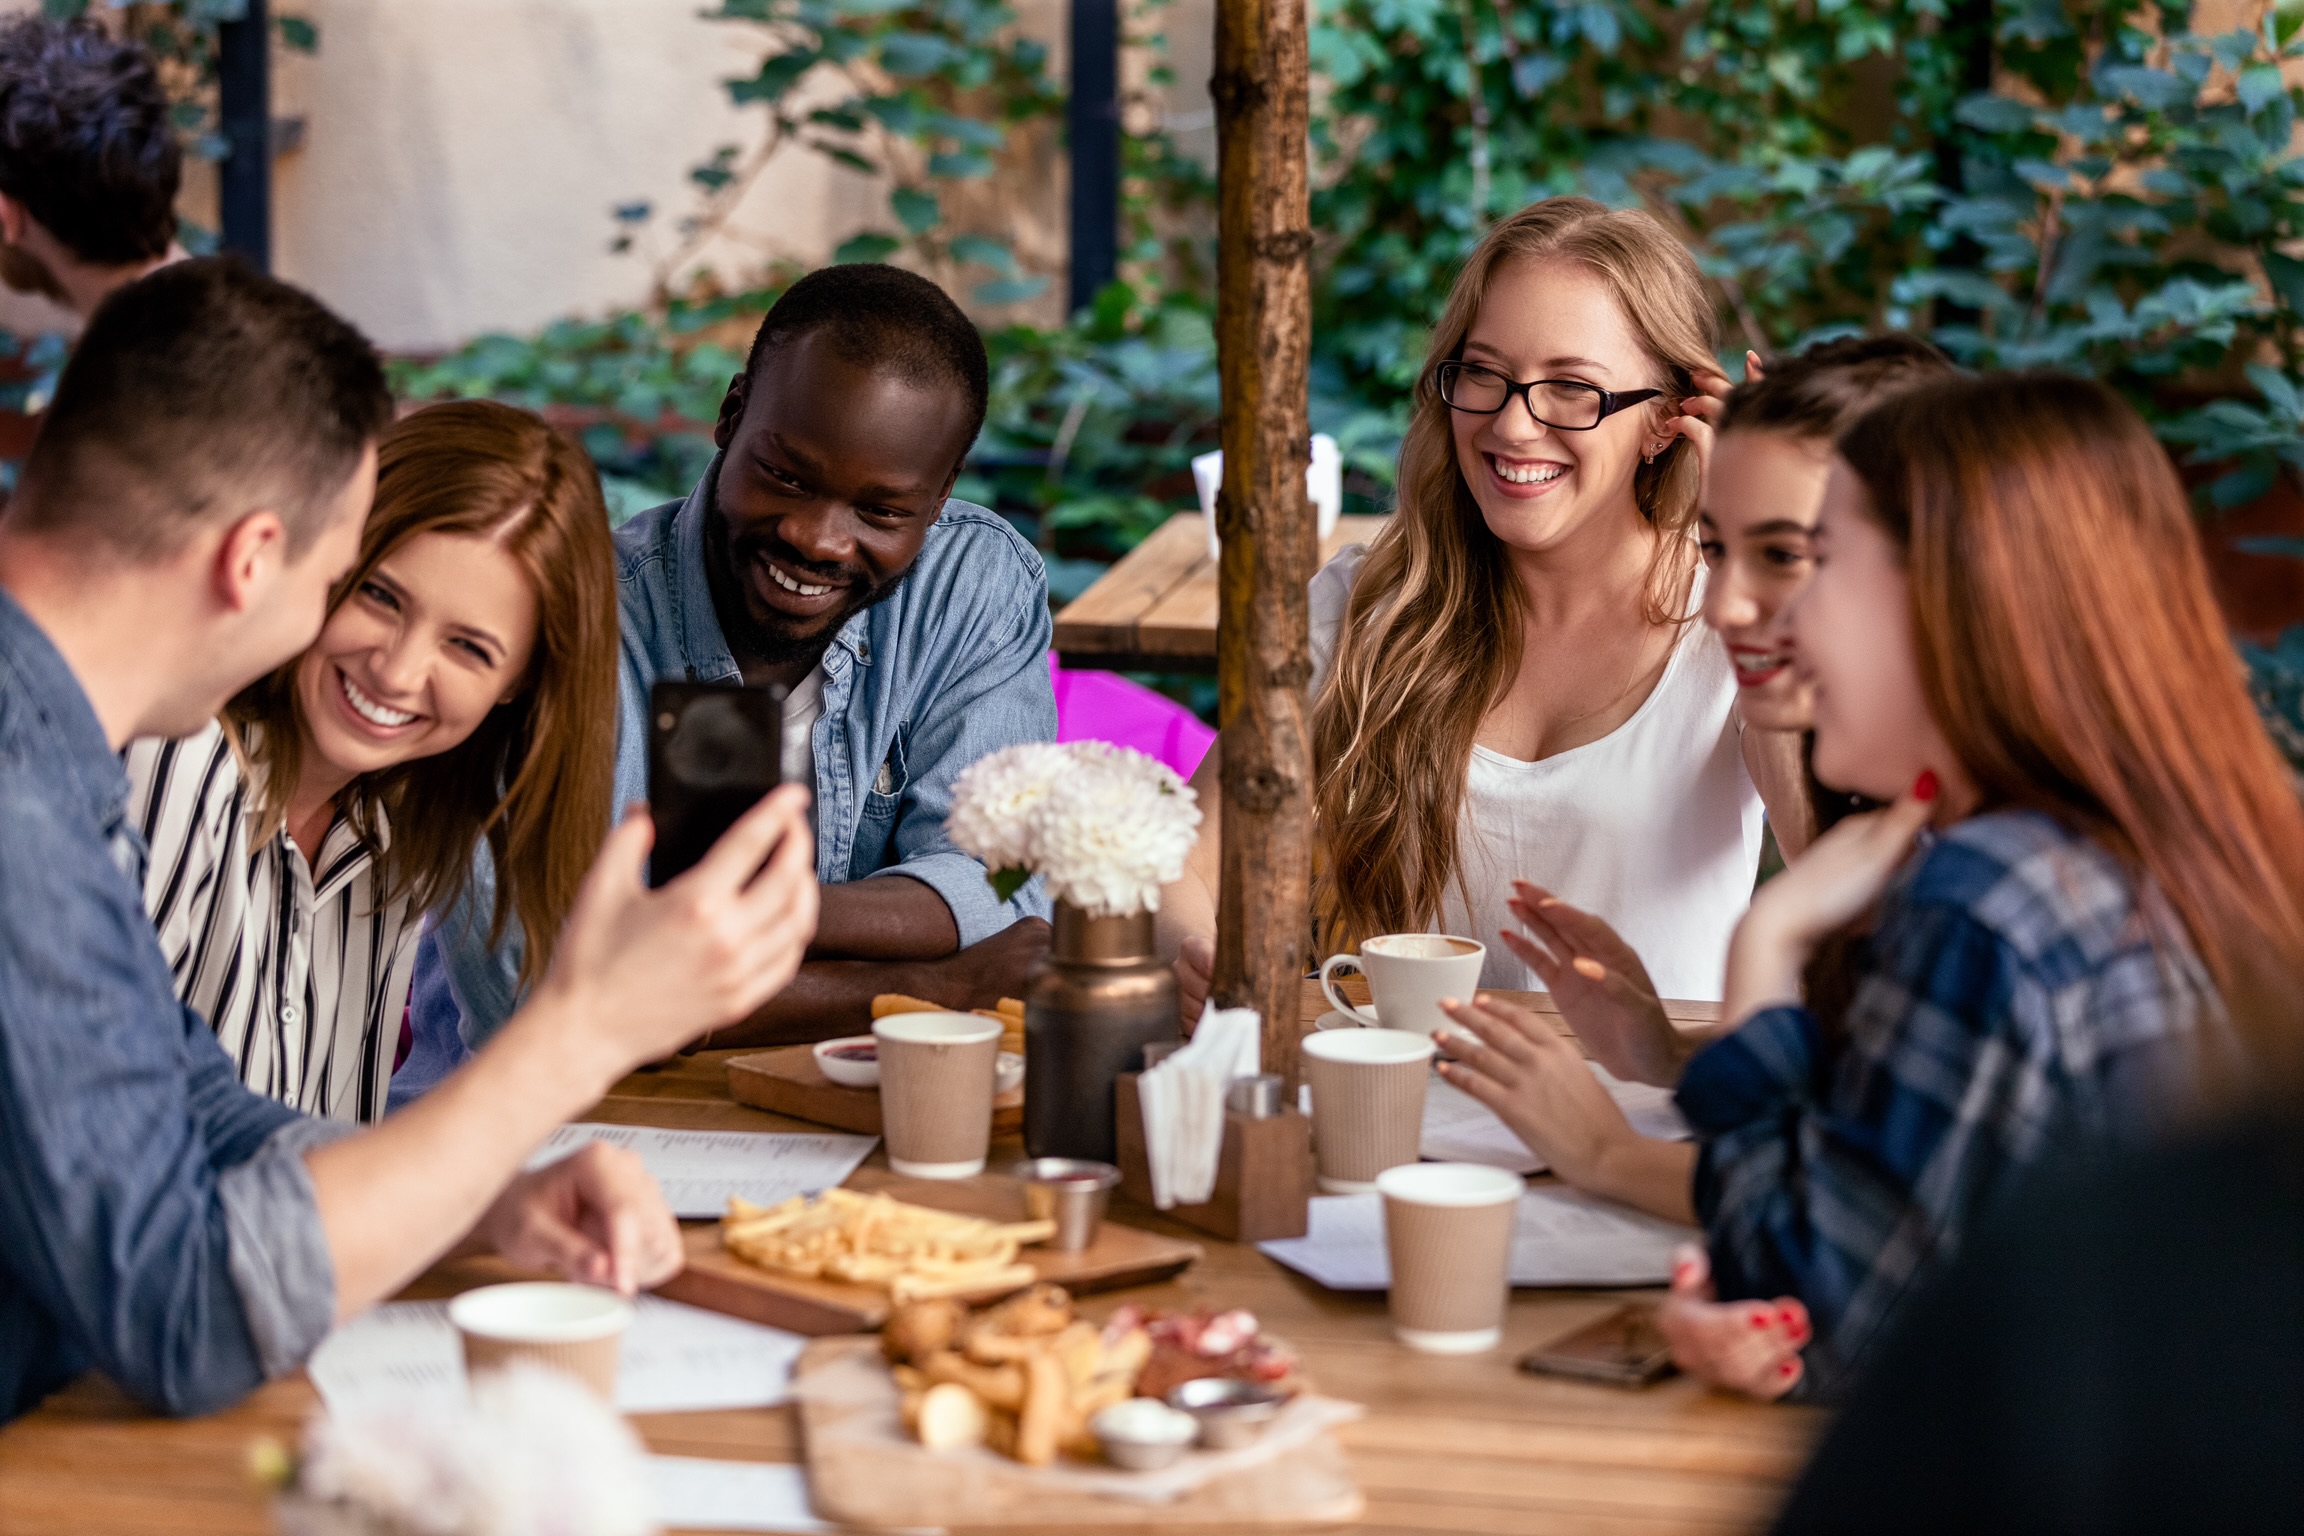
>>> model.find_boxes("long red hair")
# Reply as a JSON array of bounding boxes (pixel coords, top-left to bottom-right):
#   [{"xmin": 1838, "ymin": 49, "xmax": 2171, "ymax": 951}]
[{"xmin": 1838, "ymin": 373, "xmax": 2304, "ymax": 1048}]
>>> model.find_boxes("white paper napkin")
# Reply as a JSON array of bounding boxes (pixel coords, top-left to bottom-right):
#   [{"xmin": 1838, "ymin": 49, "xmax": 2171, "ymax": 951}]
[{"xmin": 1136, "ymin": 1002, "xmax": 1260, "ymax": 1207}]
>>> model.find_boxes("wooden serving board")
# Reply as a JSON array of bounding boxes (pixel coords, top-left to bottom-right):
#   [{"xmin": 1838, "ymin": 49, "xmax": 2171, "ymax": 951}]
[
  {"xmin": 725, "ymin": 1046, "xmax": 1024, "ymax": 1137},
  {"xmin": 796, "ymin": 1336, "xmax": 1363, "ymax": 1528},
  {"xmin": 655, "ymin": 1166, "xmax": 1202, "ymax": 1336}
]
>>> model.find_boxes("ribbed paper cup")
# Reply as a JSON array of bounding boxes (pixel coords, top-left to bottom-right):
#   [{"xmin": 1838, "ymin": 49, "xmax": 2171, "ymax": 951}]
[
  {"xmin": 873, "ymin": 1012, "xmax": 1002, "ymax": 1177},
  {"xmin": 1302, "ymin": 1028, "xmax": 1435, "ymax": 1193},
  {"xmin": 1377, "ymin": 1163, "xmax": 1522, "ymax": 1354},
  {"xmin": 449, "ymin": 1282, "xmax": 633, "ymax": 1401}
]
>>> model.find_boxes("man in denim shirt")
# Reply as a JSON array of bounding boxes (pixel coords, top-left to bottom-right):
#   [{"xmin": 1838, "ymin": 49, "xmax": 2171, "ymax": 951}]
[
  {"xmin": 424, "ymin": 264, "xmax": 1055, "ymax": 1049},
  {"xmin": 0, "ymin": 261, "xmax": 818, "ymax": 1423}
]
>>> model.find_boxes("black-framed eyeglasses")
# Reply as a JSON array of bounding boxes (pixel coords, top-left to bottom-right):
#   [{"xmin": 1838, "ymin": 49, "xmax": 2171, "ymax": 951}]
[{"xmin": 1434, "ymin": 360, "xmax": 1661, "ymax": 431}]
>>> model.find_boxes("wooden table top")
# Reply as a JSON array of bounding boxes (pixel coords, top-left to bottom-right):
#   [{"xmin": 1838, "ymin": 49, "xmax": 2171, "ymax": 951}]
[
  {"xmin": 0, "ymin": 980, "xmax": 1811, "ymax": 1535},
  {"xmin": 1053, "ymin": 512, "xmax": 1388, "ymax": 671}
]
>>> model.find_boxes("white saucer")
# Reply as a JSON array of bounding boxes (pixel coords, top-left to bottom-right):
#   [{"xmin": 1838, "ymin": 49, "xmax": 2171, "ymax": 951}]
[{"xmin": 1313, "ymin": 1008, "xmax": 1374, "ymax": 1031}]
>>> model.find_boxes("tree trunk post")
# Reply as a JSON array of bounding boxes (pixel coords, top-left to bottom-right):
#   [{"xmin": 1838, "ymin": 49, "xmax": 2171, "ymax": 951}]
[{"xmin": 1209, "ymin": 0, "xmax": 1314, "ymax": 1087}]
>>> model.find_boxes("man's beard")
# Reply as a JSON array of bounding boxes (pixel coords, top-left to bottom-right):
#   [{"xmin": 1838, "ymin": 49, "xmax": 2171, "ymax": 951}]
[{"xmin": 701, "ymin": 460, "xmax": 912, "ymax": 671}]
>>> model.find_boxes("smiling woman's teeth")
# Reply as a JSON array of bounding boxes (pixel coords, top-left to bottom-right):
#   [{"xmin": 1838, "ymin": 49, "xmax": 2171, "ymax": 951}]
[
  {"xmin": 342, "ymin": 673, "xmax": 417, "ymax": 728},
  {"xmin": 1492, "ymin": 458, "xmax": 1565, "ymax": 486},
  {"xmin": 768, "ymin": 565, "xmax": 834, "ymax": 598}
]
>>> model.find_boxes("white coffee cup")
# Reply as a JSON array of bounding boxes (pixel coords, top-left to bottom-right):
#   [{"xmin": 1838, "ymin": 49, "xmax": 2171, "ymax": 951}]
[{"xmin": 1319, "ymin": 933, "xmax": 1486, "ymax": 1036}]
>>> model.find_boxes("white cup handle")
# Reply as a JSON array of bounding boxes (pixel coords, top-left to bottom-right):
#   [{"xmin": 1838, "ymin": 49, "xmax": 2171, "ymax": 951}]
[{"xmin": 1318, "ymin": 954, "xmax": 1382, "ymax": 1026}]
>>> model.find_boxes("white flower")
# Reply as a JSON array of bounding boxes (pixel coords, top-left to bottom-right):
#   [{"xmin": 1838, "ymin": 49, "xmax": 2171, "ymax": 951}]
[
  {"xmin": 296, "ymin": 1363, "xmax": 655, "ymax": 1536},
  {"xmin": 946, "ymin": 742, "xmax": 1073, "ymax": 874},
  {"xmin": 1024, "ymin": 743, "xmax": 1202, "ymax": 918}
]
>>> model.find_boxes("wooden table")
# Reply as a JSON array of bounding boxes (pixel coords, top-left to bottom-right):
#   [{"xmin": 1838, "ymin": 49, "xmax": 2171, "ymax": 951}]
[
  {"xmin": 1054, "ymin": 512, "xmax": 1387, "ymax": 672},
  {"xmin": 0, "ymin": 981, "xmax": 1814, "ymax": 1535}
]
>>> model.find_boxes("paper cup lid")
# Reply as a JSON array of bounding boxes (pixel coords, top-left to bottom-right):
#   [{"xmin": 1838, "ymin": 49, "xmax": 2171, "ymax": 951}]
[
  {"xmin": 1302, "ymin": 1027, "xmax": 1435, "ymax": 1066},
  {"xmin": 448, "ymin": 1282, "xmax": 634, "ymax": 1343},
  {"xmin": 873, "ymin": 1012, "xmax": 1002, "ymax": 1046},
  {"xmin": 1376, "ymin": 1162, "xmax": 1523, "ymax": 1207}
]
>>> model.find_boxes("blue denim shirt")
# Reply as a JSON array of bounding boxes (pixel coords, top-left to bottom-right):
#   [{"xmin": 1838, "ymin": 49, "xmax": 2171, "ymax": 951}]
[
  {"xmin": 424, "ymin": 467, "xmax": 1057, "ymax": 1045},
  {"xmin": 0, "ymin": 589, "xmax": 348, "ymax": 1423}
]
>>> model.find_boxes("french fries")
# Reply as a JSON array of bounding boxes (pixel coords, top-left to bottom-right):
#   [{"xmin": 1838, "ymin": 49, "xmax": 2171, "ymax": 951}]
[
  {"xmin": 873, "ymin": 992, "xmax": 1027, "ymax": 1060},
  {"xmin": 722, "ymin": 1188, "xmax": 1054, "ymax": 1302}
]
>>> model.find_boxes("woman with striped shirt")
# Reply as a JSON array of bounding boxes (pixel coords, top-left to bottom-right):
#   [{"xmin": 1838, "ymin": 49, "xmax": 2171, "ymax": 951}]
[{"xmin": 126, "ymin": 400, "xmax": 617, "ymax": 1122}]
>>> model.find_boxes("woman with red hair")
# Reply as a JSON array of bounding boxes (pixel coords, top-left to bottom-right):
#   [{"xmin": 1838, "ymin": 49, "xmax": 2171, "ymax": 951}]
[{"xmin": 1441, "ymin": 372, "xmax": 2304, "ymax": 1400}]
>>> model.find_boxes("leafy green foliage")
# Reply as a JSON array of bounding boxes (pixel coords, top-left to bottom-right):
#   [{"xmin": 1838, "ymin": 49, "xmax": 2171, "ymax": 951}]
[
  {"xmin": 632, "ymin": 0, "xmax": 1063, "ymax": 307},
  {"xmin": 41, "ymin": 2, "xmax": 317, "ymax": 177}
]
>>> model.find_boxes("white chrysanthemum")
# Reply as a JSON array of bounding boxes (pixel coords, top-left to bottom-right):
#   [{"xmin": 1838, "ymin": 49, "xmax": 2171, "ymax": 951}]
[
  {"xmin": 1024, "ymin": 742, "xmax": 1202, "ymax": 918},
  {"xmin": 946, "ymin": 741, "xmax": 1073, "ymax": 875},
  {"xmin": 297, "ymin": 1363, "xmax": 654, "ymax": 1536}
]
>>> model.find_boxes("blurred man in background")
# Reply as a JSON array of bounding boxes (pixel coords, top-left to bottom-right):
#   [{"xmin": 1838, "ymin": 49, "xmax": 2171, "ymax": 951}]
[{"xmin": 0, "ymin": 13, "xmax": 181, "ymax": 321}]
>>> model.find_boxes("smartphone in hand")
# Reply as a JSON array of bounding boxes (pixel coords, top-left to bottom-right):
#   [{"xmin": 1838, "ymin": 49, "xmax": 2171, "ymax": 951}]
[
  {"xmin": 646, "ymin": 681, "xmax": 786, "ymax": 888},
  {"xmin": 1517, "ymin": 1303, "xmax": 1676, "ymax": 1388}
]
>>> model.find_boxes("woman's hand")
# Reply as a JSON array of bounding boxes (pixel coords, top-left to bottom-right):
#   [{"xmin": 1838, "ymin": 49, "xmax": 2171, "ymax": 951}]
[
  {"xmin": 1661, "ymin": 352, "xmax": 1760, "ymax": 482},
  {"xmin": 1500, "ymin": 882, "xmax": 1686, "ymax": 1087},
  {"xmin": 1724, "ymin": 774, "xmax": 1934, "ymax": 1018},
  {"xmin": 480, "ymin": 1142, "xmax": 683, "ymax": 1295},
  {"xmin": 539, "ymin": 784, "xmax": 820, "ymax": 1072},
  {"xmin": 1435, "ymin": 992, "xmax": 1639, "ymax": 1189},
  {"xmin": 1175, "ymin": 933, "xmax": 1213, "ymax": 1030},
  {"xmin": 1657, "ymin": 1244, "xmax": 1809, "ymax": 1400}
]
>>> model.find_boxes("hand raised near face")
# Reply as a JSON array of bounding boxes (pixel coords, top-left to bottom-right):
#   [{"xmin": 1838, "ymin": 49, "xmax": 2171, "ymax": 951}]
[{"xmin": 1659, "ymin": 350, "xmax": 1763, "ymax": 484}]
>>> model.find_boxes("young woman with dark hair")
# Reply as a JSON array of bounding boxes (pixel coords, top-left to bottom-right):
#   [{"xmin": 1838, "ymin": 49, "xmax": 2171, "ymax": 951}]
[
  {"xmin": 1440, "ymin": 372, "xmax": 2304, "ymax": 1401},
  {"xmin": 126, "ymin": 400, "xmax": 618, "ymax": 1122},
  {"xmin": 1499, "ymin": 335, "xmax": 1955, "ymax": 1088}
]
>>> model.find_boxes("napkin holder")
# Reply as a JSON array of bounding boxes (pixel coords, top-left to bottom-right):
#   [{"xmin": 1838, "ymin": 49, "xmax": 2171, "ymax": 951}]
[{"xmin": 1114, "ymin": 1073, "xmax": 1313, "ymax": 1242}]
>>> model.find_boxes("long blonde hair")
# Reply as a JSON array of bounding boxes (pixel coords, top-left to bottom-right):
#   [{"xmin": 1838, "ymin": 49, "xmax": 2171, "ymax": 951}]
[{"xmin": 1310, "ymin": 197, "xmax": 1718, "ymax": 951}]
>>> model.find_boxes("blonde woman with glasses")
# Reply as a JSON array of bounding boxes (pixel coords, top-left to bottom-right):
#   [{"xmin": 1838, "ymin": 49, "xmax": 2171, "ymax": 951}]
[{"xmin": 1165, "ymin": 197, "xmax": 1806, "ymax": 1013}]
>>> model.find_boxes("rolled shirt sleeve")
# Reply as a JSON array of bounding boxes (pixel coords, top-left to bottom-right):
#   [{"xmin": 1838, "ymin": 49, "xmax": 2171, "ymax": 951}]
[
  {"xmin": 219, "ymin": 1115, "xmax": 356, "ymax": 1379},
  {"xmin": 0, "ymin": 805, "xmax": 340, "ymax": 1417}
]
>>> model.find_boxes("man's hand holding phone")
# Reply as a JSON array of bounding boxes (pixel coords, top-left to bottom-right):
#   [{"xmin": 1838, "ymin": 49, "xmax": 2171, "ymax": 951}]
[{"xmin": 539, "ymin": 783, "xmax": 819, "ymax": 1077}]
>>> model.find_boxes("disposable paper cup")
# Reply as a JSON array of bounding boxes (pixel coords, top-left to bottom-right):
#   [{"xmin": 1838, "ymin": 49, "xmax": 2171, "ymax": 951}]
[
  {"xmin": 1302, "ymin": 1028, "xmax": 1435, "ymax": 1193},
  {"xmin": 1377, "ymin": 1163, "xmax": 1522, "ymax": 1354},
  {"xmin": 449, "ymin": 1282, "xmax": 633, "ymax": 1401},
  {"xmin": 874, "ymin": 1012, "xmax": 1002, "ymax": 1177}
]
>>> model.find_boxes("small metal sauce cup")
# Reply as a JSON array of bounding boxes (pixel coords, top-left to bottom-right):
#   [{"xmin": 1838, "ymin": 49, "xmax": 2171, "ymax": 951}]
[
  {"xmin": 1010, "ymin": 1158, "xmax": 1121, "ymax": 1252},
  {"xmin": 1092, "ymin": 1400, "xmax": 1197, "ymax": 1470},
  {"xmin": 1166, "ymin": 1376, "xmax": 1287, "ymax": 1449}
]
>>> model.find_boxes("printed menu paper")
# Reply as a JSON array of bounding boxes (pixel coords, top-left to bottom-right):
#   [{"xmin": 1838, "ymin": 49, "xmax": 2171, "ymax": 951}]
[
  {"xmin": 648, "ymin": 1457, "xmax": 947, "ymax": 1535},
  {"xmin": 308, "ymin": 1296, "xmax": 806, "ymax": 1416},
  {"xmin": 1257, "ymin": 1187, "xmax": 1697, "ymax": 1290},
  {"xmin": 527, "ymin": 1124, "xmax": 876, "ymax": 1218},
  {"xmin": 1419, "ymin": 1069, "xmax": 1689, "ymax": 1176}
]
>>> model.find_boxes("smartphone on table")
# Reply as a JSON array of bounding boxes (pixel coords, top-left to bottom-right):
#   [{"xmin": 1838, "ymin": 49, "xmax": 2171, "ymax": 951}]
[
  {"xmin": 646, "ymin": 681, "xmax": 787, "ymax": 888},
  {"xmin": 1517, "ymin": 1303, "xmax": 1676, "ymax": 1388}
]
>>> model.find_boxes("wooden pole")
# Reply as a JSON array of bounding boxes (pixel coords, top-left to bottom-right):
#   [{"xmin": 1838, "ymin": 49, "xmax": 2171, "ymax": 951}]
[{"xmin": 1210, "ymin": 0, "xmax": 1314, "ymax": 1087}]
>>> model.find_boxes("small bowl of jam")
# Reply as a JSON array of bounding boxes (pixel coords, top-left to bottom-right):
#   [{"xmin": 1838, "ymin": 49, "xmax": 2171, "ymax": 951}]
[{"xmin": 813, "ymin": 1036, "xmax": 880, "ymax": 1088}]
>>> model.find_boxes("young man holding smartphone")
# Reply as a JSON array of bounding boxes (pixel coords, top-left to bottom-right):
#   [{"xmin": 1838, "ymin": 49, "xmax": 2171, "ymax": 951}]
[
  {"xmin": 0, "ymin": 259, "xmax": 818, "ymax": 1423},
  {"xmin": 423, "ymin": 262, "xmax": 1058, "ymax": 1053}
]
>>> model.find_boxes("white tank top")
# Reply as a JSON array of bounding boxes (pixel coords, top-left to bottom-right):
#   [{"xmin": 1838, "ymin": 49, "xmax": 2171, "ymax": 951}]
[{"xmin": 1309, "ymin": 544, "xmax": 1762, "ymax": 1002}]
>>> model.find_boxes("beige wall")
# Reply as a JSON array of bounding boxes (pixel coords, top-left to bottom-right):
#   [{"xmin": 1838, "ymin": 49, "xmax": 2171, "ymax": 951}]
[{"xmin": 1, "ymin": 0, "xmax": 1147, "ymax": 351}]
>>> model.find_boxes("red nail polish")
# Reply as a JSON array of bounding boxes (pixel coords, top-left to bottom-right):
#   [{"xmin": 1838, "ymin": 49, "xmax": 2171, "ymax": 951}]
[
  {"xmin": 1749, "ymin": 1313, "xmax": 1770, "ymax": 1329},
  {"xmin": 1779, "ymin": 1360, "xmax": 1798, "ymax": 1378},
  {"xmin": 1913, "ymin": 769, "xmax": 1939, "ymax": 802}
]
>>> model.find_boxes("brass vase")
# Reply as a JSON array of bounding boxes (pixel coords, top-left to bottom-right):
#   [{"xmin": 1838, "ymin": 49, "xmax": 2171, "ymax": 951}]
[{"xmin": 1022, "ymin": 900, "xmax": 1180, "ymax": 1162}]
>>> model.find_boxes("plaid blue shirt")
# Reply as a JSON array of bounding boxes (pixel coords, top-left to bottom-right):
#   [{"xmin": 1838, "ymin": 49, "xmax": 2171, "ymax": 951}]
[{"xmin": 1677, "ymin": 809, "xmax": 2222, "ymax": 1400}]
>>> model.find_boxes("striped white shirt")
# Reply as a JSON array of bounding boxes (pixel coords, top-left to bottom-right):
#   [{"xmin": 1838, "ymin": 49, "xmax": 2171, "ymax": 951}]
[{"xmin": 123, "ymin": 721, "xmax": 420, "ymax": 1123}]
